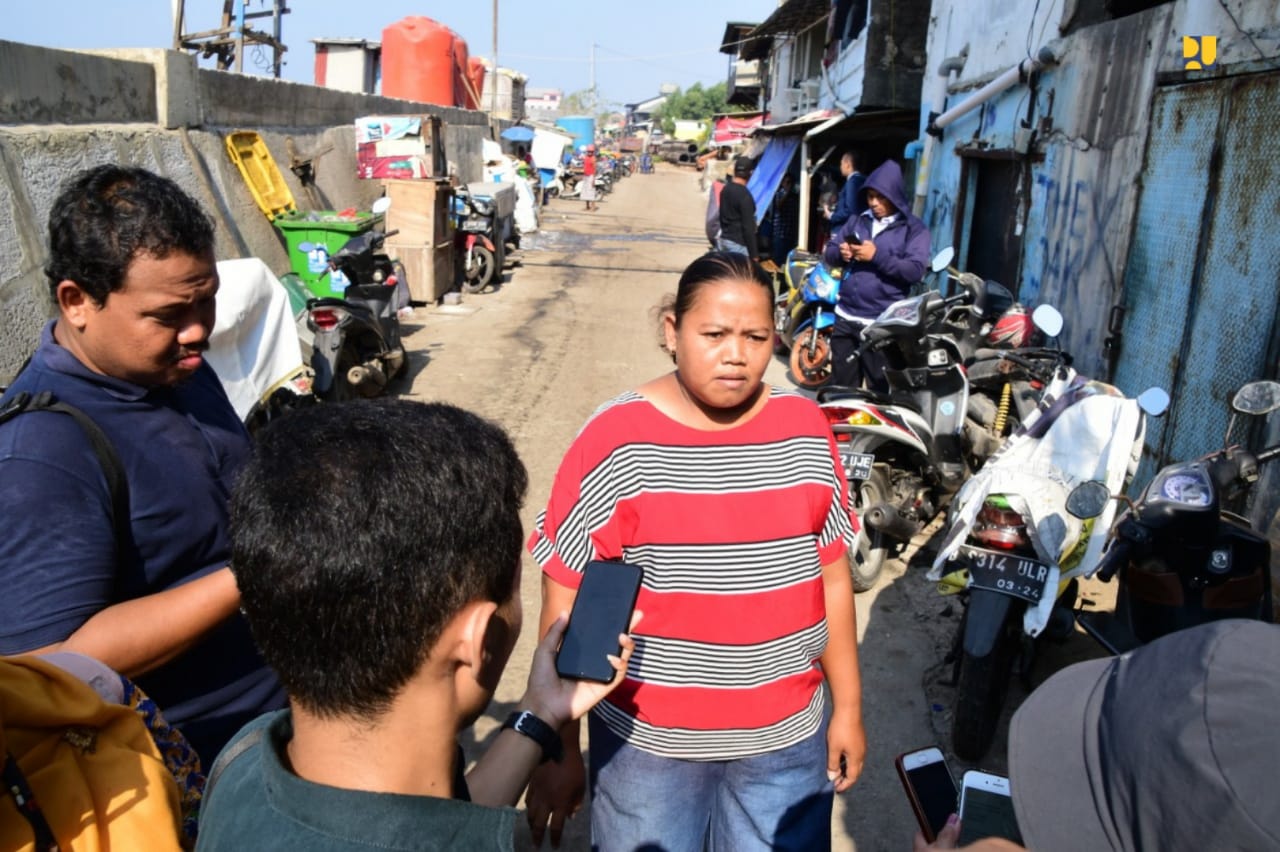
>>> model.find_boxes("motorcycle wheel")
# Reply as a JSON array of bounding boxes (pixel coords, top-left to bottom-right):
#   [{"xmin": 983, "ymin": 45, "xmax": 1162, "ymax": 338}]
[
  {"xmin": 328, "ymin": 343, "xmax": 360, "ymax": 402},
  {"xmin": 951, "ymin": 619, "xmax": 1017, "ymax": 761},
  {"xmin": 461, "ymin": 245, "xmax": 496, "ymax": 294},
  {"xmin": 850, "ymin": 467, "xmax": 891, "ymax": 592},
  {"xmin": 789, "ymin": 327, "xmax": 832, "ymax": 389}
]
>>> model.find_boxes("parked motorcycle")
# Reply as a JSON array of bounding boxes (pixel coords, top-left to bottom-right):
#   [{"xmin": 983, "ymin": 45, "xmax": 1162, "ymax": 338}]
[
  {"xmin": 305, "ymin": 197, "xmax": 408, "ymax": 401},
  {"xmin": 1072, "ymin": 379, "xmax": 1280, "ymax": 655},
  {"xmin": 453, "ymin": 187, "xmax": 501, "ymax": 293},
  {"xmin": 817, "ymin": 260, "xmax": 1053, "ymax": 587},
  {"xmin": 929, "ymin": 367, "xmax": 1168, "ymax": 760},
  {"xmin": 773, "ymin": 251, "xmax": 840, "ymax": 388}
]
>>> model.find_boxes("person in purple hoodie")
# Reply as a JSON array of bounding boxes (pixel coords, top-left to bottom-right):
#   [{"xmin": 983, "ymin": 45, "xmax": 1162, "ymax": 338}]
[{"xmin": 823, "ymin": 159, "xmax": 932, "ymax": 391}]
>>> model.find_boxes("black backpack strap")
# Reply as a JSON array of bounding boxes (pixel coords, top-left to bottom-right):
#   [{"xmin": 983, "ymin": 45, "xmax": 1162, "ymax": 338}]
[{"xmin": 0, "ymin": 391, "xmax": 130, "ymax": 553}]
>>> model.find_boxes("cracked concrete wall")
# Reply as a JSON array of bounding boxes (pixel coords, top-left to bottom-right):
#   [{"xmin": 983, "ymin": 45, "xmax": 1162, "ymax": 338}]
[{"xmin": 0, "ymin": 40, "xmax": 492, "ymax": 383}]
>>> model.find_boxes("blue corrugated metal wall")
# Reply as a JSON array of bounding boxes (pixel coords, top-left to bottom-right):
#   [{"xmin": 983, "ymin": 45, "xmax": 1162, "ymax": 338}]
[{"xmin": 1112, "ymin": 73, "xmax": 1280, "ymax": 483}]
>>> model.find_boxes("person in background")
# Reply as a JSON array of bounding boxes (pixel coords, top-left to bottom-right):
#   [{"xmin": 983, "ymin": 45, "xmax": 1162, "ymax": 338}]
[
  {"xmin": 917, "ymin": 620, "xmax": 1280, "ymax": 852},
  {"xmin": 0, "ymin": 165, "xmax": 284, "ymax": 764},
  {"xmin": 524, "ymin": 252, "xmax": 866, "ymax": 851},
  {"xmin": 771, "ymin": 172, "xmax": 801, "ymax": 267},
  {"xmin": 825, "ymin": 150, "xmax": 867, "ymax": 229},
  {"xmin": 581, "ymin": 145, "xmax": 599, "ymax": 212},
  {"xmin": 823, "ymin": 159, "xmax": 931, "ymax": 392},
  {"xmin": 717, "ymin": 157, "xmax": 760, "ymax": 260},
  {"xmin": 197, "ymin": 400, "xmax": 637, "ymax": 851}
]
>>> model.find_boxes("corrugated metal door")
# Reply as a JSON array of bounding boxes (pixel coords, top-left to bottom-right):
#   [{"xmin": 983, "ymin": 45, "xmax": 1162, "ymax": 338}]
[{"xmin": 1113, "ymin": 72, "xmax": 1280, "ymax": 480}]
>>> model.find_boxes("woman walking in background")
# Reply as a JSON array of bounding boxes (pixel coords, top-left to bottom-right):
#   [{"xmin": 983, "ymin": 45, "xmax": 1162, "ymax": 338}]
[{"xmin": 524, "ymin": 251, "xmax": 867, "ymax": 852}]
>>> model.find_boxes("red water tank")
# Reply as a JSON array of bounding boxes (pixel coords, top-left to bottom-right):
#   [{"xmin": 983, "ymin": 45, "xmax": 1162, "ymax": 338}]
[
  {"xmin": 466, "ymin": 56, "xmax": 487, "ymax": 110},
  {"xmin": 381, "ymin": 16, "xmax": 458, "ymax": 106}
]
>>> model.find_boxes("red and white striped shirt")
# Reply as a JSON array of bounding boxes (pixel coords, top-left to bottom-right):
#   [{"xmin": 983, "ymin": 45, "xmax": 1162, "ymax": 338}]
[{"xmin": 529, "ymin": 388, "xmax": 857, "ymax": 760}]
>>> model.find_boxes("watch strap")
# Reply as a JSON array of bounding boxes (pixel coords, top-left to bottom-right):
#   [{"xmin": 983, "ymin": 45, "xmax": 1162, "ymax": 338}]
[{"xmin": 502, "ymin": 711, "xmax": 564, "ymax": 763}]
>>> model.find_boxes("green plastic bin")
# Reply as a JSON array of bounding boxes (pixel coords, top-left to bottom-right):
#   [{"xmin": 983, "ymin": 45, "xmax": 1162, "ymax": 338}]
[{"xmin": 273, "ymin": 210, "xmax": 383, "ymax": 298}]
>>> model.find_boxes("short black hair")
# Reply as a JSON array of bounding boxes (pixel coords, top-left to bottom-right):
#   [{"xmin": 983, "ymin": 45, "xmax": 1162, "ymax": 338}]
[
  {"xmin": 44, "ymin": 165, "xmax": 216, "ymax": 305},
  {"xmin": 230, "ymin": 399, "xmax": 528, "ymax": 719}
]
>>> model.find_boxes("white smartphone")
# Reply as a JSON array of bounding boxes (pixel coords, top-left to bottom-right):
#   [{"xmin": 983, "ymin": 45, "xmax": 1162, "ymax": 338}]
[
  {"xmin": 958, "ymin": 770, "xmax": 1022, "ymax": 846},
  {"xmin": 896, "ymin": 747, "xmax": 958, "ymax": 842}
]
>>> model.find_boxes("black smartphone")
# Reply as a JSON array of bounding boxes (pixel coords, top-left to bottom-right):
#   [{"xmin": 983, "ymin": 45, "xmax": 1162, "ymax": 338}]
[
  {"xmin": 555, "ymin": 560, "xmax": 643, "ymax": 683},
  {"xmin": 896, "ymin": 747, "xmax": 958, "ymax": 842},
  {"xmin": 845, "ymin": 232, "xmax": 863, "ymax": 245}
]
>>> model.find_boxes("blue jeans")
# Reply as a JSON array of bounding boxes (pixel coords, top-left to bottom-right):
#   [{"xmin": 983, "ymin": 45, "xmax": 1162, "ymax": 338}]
[
  {"xmin": 717, "ymin": 237, "xmax": 749, "ymax": 257},
  {"xmin": 587, "ymin": 711, "xmax": 833, "ymax": 852}
]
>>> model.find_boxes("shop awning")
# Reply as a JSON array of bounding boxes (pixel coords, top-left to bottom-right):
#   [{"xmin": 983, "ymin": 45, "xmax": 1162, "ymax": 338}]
[
  {"xmin": 757, "ymin": 108, "xmax": 843, "ymax": 136},
  {"xmin": 751, "ymin": 0, "xmax": 829, "ymax": 38},
  {"xmin": 746, "ymin": 135, "xmax": 801, "ymax": 225}
]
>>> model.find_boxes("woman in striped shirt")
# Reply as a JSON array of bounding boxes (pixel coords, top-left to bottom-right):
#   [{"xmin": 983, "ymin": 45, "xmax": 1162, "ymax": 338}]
[{"xmin": 525, "ymin": 252, "xmax": 867, "ymax": 851}]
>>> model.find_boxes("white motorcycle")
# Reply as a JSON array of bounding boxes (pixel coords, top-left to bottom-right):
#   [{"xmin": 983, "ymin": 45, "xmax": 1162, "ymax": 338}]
[{"xmin": 928, "ymin": 365, "xmax": 1168, "ymax": 760}]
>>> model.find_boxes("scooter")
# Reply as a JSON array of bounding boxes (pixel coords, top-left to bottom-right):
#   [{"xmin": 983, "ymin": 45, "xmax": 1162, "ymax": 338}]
[
  {"xmin": 776, "ymin": 252, "xmax": 841, "ymax": 389},
  {"xmin": 305, "ymin": 197, "xmax": 408, "ymax": 400},
  {"xmin": 1072, "ymin": 379, "xmax": 1280, "ymax": 654},
  {"xmin": 453, "ymin": 187, "xmax": 501, "ymax": 293},
  {"xmin": 928, "ymin": 368, "xmax": 1168, "ymax": 760},
  {"xmin": 816, "ymin": 253, "xmax": 1044, "ymax": 587}
]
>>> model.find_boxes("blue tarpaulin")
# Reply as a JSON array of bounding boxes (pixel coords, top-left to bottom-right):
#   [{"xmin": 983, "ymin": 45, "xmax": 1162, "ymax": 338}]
[
  {"xmin": 746, "ymin": 136, "xmax": 800, "ymax": 225},
  {"xmin": 500, "ymin": 126, "xmax": 536, "ymax": 143}
]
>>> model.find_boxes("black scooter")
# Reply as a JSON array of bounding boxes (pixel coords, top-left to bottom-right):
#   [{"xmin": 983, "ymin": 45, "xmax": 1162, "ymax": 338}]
[
  {"xmin": 304, "ymin": 197, "xmax": 408, "ymax": 400},
  {"xmin": 1071, "ymin": 379, "xmax": 1280, "ymax": 653}
]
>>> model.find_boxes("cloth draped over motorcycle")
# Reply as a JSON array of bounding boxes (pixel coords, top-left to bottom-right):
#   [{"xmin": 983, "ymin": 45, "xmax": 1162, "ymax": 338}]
[{"xmin": 929, "ymin": 370, "xmax": 1145, "ymax": 636}]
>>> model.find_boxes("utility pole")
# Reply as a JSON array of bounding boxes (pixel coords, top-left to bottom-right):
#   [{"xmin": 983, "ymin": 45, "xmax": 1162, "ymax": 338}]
[
  {"xmin": 589, "ymin": 42, "xmax": 596, "ymax": 114},
  {"xmin": 491, "ymin": 0, "xmax": 499, "ymax": 115}
]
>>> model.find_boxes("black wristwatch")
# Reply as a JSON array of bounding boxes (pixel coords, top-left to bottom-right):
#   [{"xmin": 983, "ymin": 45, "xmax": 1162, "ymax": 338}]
[{"xmin": 502, "ymin": 711, "xmax": 564, "ymax": 763}]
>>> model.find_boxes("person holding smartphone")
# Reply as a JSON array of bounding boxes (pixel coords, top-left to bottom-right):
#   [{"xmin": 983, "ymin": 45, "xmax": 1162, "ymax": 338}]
[
  {"xmin": 823, "ymin": 159, "xmax": 932, "ymax": 392},
  {"xmin": 525, "ymin": 251, "xmax": 866, "ymax": 852},
  {"xmin": 912, "ymin": 620, "xmax": 1280, "ymax": 852}
]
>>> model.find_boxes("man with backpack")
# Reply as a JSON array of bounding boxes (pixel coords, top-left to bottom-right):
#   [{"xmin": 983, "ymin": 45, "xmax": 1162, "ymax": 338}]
[{"xmin": 0, "ymin": 165, "xmax": 285, "ymax": 763}]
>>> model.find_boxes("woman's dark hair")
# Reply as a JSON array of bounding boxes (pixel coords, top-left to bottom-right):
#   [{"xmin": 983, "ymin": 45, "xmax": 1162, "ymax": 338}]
[
  {"xmin": 44, "ymin": 165, "xmax": 216, "ymax": 305},
  {"xmin": 656, "ymin": 251, "xmax": 774, "ymax": 359}
]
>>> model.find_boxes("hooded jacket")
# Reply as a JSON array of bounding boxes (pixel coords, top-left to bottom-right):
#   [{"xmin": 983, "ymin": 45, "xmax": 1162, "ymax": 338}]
[{"xmin": 823, "ymin": 160, "xmax": 931, "ymax": 320}]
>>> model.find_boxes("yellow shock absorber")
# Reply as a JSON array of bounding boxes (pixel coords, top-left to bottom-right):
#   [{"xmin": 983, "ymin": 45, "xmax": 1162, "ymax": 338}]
[{"xmin": 993, "ymin": 382, "xmax": 1012, "ymax": 436}]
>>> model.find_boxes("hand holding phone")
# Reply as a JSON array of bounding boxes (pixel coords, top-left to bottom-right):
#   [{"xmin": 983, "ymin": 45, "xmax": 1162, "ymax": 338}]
[
  {"xmin": 845, "ymin": 232, "xmax": 863, "ymax": 246},
  {"xmin": 555, "ymin": 560, "xmax": 643, "ymax": 683},
  {"xmin": 958, "ymin": 770, "xmax": 1022, "ymax": 846},
  {"xmin": 896, "ymin": 747, "xmax": 958, "ymax": 843}
]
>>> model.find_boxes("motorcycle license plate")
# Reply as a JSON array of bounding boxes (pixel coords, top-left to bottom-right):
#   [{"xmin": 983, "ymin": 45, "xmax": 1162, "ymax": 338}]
[
  {"xmin": 957, "ymin": 545, "xmax": 1051, "ymax": 604},
  {"xmin": 841, "ymin": 451, "xmax": 875, "ymax": 481}
]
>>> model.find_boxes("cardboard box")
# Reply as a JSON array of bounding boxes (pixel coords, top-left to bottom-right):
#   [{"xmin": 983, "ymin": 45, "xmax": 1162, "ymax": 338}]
[
  {"xmin": 389, "ymin": 241, "xmax": 454, "ymax": 304},
  {"xmin": 355, "ymin": 115, "xmax": 445, "ymax": 180}
]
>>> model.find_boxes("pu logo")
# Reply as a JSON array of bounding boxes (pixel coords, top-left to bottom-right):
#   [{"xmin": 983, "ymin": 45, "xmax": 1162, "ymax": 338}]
[{"xmin": 1183, "ymin": 36, "xmax": 1217, "ymax": 69}]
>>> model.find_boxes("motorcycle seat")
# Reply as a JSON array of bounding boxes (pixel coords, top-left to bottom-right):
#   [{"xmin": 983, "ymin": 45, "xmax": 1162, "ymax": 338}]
[{"xmin": 818, "ymin": 385, "xmax": 922, "ymax": 415}]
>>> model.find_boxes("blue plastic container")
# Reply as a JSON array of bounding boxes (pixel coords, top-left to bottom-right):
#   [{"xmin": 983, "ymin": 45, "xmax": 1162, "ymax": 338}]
[{"xmin": 555, "ymin": 116, "xmax": 596, "ymax": 153}]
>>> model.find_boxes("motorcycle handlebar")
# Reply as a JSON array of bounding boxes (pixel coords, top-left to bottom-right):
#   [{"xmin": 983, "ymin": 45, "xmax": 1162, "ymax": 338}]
[
  {"xmin": 1097, "ymin": 536, "xmax": 1133, "ymax": 582},
  {"xmin": 1256, "ymin": 444, "xmax": 1280, "ymax": 465}
]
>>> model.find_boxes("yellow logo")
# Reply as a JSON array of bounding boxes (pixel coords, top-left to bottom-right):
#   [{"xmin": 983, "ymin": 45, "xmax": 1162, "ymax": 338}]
[{"xmin": 1183, "ymin": 35, "xmax": 1217, "ymax": 69}]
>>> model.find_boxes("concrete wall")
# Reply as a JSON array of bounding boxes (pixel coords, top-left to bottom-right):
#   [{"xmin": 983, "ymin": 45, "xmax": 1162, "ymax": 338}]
[
  {"xmin": 0, "ymin": 41, "xmax": 494, "ymax": 382},
  {"xmin": 917, "ymin": 0, "xmax": 1280, "ymax": 378}
]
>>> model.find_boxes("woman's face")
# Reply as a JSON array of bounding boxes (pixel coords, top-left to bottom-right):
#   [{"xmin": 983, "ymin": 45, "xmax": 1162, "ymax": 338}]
[{"xmin": 664, "ymin": 277, "xmax": 774, "ymax": 412}]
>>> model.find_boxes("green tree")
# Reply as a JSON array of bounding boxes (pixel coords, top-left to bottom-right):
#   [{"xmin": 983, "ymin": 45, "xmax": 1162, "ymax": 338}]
[{"xmin": 655, "ymin": 82, "xmax": 743, "ymax": 135}]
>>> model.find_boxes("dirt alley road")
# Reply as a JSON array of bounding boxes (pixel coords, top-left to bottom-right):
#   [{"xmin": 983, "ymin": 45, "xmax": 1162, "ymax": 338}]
[{"xmin": 393, "ymin": 164, "xmax": 1108, "ymax": 851}]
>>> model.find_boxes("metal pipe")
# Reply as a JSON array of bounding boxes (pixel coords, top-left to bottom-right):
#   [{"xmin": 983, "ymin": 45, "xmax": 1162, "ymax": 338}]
[
  {"xmin": 911, "ymin": 46, "xmax": 967, "ymax": 216},
  {"xmin": 931, "ymin": 44, "xmax": 1060, "ymax": 134}
]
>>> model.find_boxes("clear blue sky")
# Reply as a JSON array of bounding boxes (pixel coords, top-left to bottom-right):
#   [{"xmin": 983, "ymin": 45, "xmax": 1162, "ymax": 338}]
[{"xmin": 4, "ymin": 0, "xmax": 777, "ymax": 107}]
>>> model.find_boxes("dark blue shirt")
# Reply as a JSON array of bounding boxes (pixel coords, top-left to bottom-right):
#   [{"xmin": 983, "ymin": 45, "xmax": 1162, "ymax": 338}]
[
  {"xmin": 829, "ymin": 171, "xmax": 867, "ymax": 228},
  {"xmin": 0, "ymin": 321, "xmax": 284, "ymax": 761}
]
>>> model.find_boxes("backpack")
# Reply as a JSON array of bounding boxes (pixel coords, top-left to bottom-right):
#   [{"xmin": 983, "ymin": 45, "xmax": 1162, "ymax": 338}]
[{"xmin": 0, "ymin": 656, "xmax": 184, "ymax": 851}]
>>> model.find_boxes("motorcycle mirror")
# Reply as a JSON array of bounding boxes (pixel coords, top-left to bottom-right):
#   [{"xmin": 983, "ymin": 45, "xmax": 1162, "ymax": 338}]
[
  {"xmin": 930, "ymin": 247, "xmax": 955, "ymax": 273},
  {"xmin": 1231, "ymin": 380, "xmax": 1280, "ymax": 416},
  {"xmin": 1066, "ymin": 481, "xmax": 1111, "ymax": 519},
  {"xmin": 1031, "ymin": 304, "xmax": 1064, "ymax": 337},
  {"xmin": 371, "ymin": 196, "xmax": 392, "ymax": 215},
  {"xmin": 1137, "ymin": 387, "xmax": 1170, "ymax": 416}
]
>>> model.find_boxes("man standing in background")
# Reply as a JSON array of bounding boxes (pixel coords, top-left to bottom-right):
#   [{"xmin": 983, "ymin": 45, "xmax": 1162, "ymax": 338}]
[
  {"xmin": 717, "ymin": 157, "xmax": 759, "ymax": 260},
  {"xmin": 825, "ymin": 150, "xmax": 867, "ymax": 229}
]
